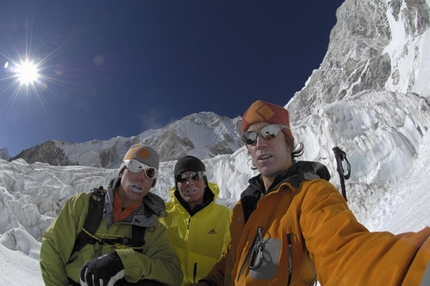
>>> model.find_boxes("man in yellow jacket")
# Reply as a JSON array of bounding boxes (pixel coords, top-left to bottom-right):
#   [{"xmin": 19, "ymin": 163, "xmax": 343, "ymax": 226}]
[
  {"xmin": 40, "ymin": 144, "xmax": 183, "ymax": 286},
  {"xmin": 160, "ymin": 155, "xmax": 232, "ymax": 285},
  {"xmin": 196, "ymin": 100, "xmax": 430, "ymax": 285}
]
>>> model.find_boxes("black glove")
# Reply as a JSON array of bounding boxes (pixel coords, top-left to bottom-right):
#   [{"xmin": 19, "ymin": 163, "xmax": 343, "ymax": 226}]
[{"xmin": 80, "ymin": 252, "xmax": 125, "ymax": 286}]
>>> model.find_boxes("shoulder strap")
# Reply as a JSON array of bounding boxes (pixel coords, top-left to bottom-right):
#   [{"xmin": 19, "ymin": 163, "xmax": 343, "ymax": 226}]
[
  {"xmin": 71, "ymin": 186, "xmax": 106, "ymax": 255},
  {"xmin": 131, "ymin": 225, "xmax": 146, "ymax": 253}
]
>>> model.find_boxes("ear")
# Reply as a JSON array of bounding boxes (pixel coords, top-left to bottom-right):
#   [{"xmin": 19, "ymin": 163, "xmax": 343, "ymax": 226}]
[{"xmin": 203, "ymin": 176, "xmax": 209, "ymax": 188}]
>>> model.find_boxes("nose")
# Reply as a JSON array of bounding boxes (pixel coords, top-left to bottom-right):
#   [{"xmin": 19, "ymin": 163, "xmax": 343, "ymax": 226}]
[
  {"xmin": 254, "ymin": 134, "xmax": 267, "ymax": 147},
  {"xmin": 185, "ymin": 177, "xmax": 194, "ymax": 185},
  {"xmin": 135, "ymin": 170, "xmax": 147, "ymax": 181}
]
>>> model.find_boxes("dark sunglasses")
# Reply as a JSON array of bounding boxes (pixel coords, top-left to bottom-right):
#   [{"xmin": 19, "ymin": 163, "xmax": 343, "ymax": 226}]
[
  {"xmin": 124, "ymin": 159, "xmax": 158, "ymax": 179},
  {"xmin": 242, "ymin": 124, "xmax": 289, "ymax": 146},
  {"xmin": 175, "ymin": 171, "xmax": 205, "ymax": 183}
]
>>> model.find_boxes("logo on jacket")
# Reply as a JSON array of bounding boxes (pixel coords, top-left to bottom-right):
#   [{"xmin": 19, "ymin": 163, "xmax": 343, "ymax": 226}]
[{"xmin": 208, "ymin": 229, "xmax": 217, "ymax": 234}]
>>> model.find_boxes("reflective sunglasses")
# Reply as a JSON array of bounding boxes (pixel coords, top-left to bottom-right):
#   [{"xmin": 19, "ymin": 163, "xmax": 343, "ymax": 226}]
[
  {"xmin": 242, "ymin": 124, "xmax": 289, "ymax": 146},
  {"xmin": 175, "ymin": 171, "xmax": 205, "ymax": 183},
  {"xmin": 124, "ymin": 159, "xmax": 158, "ymax": 179}
]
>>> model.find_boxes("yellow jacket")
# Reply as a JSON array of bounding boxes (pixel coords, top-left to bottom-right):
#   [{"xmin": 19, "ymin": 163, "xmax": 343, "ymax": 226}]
[
  {"xmin": 160, "ymin": 182, "xmax": 232, "ymax": 285},
  {"xmin": 203, "ymin": 161, "xmax": 430, "ymax": 285}
]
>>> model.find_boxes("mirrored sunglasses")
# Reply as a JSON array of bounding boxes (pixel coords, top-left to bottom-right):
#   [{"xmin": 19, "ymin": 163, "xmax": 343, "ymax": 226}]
[
  {"xmin": 242, "ymin": 124, "xmax": 289, "ymax": 146},
  {"xmin": 124, "ymin": 159, "xmax": 158, "ymax": 179},
  {"xmin": 175, "ymin": 171, "xmax": 205, "ymax": 183}
]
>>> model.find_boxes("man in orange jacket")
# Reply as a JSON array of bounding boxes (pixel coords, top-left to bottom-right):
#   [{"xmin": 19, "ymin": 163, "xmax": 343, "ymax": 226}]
[{"xmin": 194, "ymin": 100, "xmax": 430, "ymax": 285}]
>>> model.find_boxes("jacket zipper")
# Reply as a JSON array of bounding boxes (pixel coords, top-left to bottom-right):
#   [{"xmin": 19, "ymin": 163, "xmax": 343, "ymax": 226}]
[
  {"xmin": 193, "ymin": 262, "xmax": 197, "ymax": 283},
  {"xmin": 287, "ymin": 233, "xmax": 293, "ymax": 286}
]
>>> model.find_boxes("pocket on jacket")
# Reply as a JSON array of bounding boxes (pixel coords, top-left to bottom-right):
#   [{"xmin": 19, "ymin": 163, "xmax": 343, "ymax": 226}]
[{"xmin": 249, "ymin": 238, "xmax": 281, "ymax": 280}]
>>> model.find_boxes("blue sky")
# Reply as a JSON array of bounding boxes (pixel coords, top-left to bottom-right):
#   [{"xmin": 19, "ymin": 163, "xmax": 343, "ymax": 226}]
[{"xmin": 0, "ymin": 0, "xmax": 344, "ymax": 157}]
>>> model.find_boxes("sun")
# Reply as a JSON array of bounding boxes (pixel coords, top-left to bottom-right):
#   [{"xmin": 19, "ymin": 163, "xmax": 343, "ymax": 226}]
[{"xmin": 15, "ymin": 60, "xmax": 39, "ymax": 85}]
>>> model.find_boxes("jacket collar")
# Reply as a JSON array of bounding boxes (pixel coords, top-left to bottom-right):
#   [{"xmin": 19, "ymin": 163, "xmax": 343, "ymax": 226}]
[
  {"xmin": 173, "ymin": 186, "xmax": 215, "ymax": 216},
  {"xmin": 103, "ymin": 177, "xmax": 166, "ymax": 227},
  {"xmin": 242, "ymin": 161, "xmax": 331, "ymax": 198}
]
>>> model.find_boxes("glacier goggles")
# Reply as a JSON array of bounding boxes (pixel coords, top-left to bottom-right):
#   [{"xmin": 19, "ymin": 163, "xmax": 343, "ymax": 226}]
[
  {"xmin": 124, "ymin": 159, "xmax": 158, "ymax": 179},
  {"xmin": 175, "ymin": 171, "xmax": 205, "ymax": 183},
  {"xmin": 242, "ymin": 124, "xmax": 289, "ymax": 146}
]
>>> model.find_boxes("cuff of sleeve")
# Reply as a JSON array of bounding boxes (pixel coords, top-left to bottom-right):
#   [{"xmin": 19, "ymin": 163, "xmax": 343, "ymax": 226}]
[{"xmin": 116, "ymin": 249, "xmax": 143, "ymax": 283}]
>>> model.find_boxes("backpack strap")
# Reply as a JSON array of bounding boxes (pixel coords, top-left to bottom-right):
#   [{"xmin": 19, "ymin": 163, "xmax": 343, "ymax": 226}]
[
  {"xmin": 71, "ymin": 186, "xmax": 106, "ymax": 255},
  {"xmin": 130, "ymin": 225, "xmax": 146, "ymax": 253}
]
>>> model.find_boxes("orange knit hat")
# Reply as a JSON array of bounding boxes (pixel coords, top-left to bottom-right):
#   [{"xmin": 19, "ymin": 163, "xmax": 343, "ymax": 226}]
[{"xmin": 241, "ymin": 100, "xmax": 294, "ymax": 142}]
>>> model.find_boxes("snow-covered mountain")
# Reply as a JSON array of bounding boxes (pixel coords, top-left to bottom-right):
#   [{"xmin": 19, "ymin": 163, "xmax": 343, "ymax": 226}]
[
  {"xmin": 289, "ymin": 0, "xmax": 430, "ymax": 182},
  {"xmin": 2, "ymin": 0, "xmax": 430, "ymax": 284},
  {"xmin": 11, "ymin": 112, "xmax": 243, "ymax": 167}
]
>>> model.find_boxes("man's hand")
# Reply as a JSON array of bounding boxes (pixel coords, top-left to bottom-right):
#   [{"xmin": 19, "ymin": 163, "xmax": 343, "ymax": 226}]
[{"xmin": 80, "ymin": 252, "xmax": 125, "ymax": 286}]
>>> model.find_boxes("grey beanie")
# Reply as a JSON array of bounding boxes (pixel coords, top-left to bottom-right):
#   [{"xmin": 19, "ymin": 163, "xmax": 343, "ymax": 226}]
[{"xmin": 174, "ymin": 155, "xmax": 205, "ymax": 178}]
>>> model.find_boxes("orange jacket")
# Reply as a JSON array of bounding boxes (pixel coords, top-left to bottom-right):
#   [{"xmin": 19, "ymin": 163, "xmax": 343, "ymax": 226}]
[{"xmin": 203, "ymin": 161, "xmax": 430, "ymax": 285}]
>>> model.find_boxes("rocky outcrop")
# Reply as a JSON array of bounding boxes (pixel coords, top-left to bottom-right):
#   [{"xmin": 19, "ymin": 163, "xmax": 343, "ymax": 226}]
[
  {"xmin": 0, "ymin": 148, "xmax": 11, "ymax": 161},
  {"xmin": 12, "ymin": 141, "xmax": 75, "ymax": 166}
]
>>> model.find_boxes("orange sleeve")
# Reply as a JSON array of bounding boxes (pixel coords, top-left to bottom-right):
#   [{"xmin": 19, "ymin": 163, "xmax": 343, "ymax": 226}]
[
  {"xmin": 300, "ymin": 179, "xmax": 430, "ymax": 285},
  {"xmin": 402, "ymin": 234, "xmax": 430, "ymax": 285}
]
